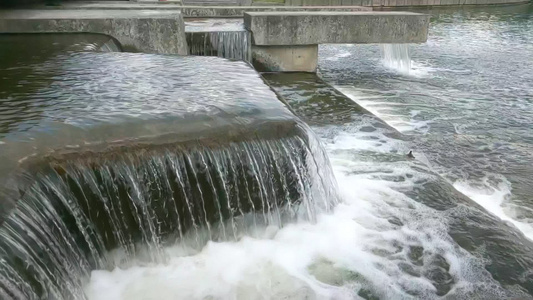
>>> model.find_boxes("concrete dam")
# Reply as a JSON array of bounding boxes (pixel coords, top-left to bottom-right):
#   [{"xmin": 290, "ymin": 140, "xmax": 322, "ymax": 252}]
[
  {"xmin": 0, "ymin": 6, "xmax": 429, "ymax": 298},
  {"xmin": 0, "ymin": 8, "xmax": 429, "ymax": 71},
  {"xmin": 7, "ymin": 3, "xmax": 533, "ymax": 300}
]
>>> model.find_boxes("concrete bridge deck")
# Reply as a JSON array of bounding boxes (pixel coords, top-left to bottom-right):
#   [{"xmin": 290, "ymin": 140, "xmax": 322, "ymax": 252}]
[
  {"xmin": 31, "ymin": 2, "xmax": 371, "ymax": 18},
  {"xmin": 0, "ymin": 9, "xmax": 188, "ymax": 54},
  {"xmin": 244, "ymin": 11, "xmax": 429, "ymax": 72},
  {"xmin": 245, "ymin": 11, "xmax": 429, "ymax": 45},
  {"xmin": 0, "ymin": 8, "xmax": 429, "ymax": 73}
]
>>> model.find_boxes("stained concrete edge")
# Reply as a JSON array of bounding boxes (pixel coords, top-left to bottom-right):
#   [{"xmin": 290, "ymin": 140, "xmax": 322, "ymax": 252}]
[
  {"xmin": 244, "ymin": 11, "xmax": 430, "ymax": 45},
  {"xmin": 0, "ymin": 10, "xmax": 188, "ymax": 55}
]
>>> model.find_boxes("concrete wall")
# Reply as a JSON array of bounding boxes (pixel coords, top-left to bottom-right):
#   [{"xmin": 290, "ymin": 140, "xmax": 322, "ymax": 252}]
[
  {"xmin": 244, "ymin": 11, "xmax": 430, "ymax": 45},
  {"xmin": 252, "ymin": 45, "xmax": 318, "ymax": 72},
  {"xmin": 284, "ymin": 0, "xmax": 529, "ymax": 6},
  {"xmin": 244, "ymin": 11, "xmax": 429, "ymax": 72},
  {"xmin": 0, "ymin": 10, "xmax": 188, "ymax": 55}
]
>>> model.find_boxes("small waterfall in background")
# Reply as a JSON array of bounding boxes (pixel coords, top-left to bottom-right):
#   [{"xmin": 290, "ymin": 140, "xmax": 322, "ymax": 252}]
[
  {"xmin": 0, "ymin": 130, "xmax": 338, "ymax": 299},
  {"xmin": 187, "ymin": 31, "xmax": 251, "ymax": 62},
  {"xmin": 380, "ymin": 44, "xmax": 411, "ymax": 74},
  {"xmin": 97, "ymin": 39, "xmax": 121, "ymax": 53},
  {"xmin": 80, "ymin": 39, "xmax": 121, "ymax": 53}
]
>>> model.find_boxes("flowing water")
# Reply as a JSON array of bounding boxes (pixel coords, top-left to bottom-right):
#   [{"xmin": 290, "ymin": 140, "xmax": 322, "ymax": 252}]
[
  {"xmin": 0, "ymin": 34, "xmax": 336, "ymax": 299},
  {"xmin": 2, "ymin": 5, "xmax": 533, "ymax": 299},
  {"xmin": 320, "ymin": 4, "xmax": 533, "ymax": 241},
  {"xmin": 185, "ymin": 19, "xmax": 251, "ymax": 62}
]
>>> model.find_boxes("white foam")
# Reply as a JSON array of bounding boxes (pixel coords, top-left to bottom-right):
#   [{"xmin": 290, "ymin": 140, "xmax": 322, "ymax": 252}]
[
  {"xmin": 337, "ymin": 83, "xmax": 533, "ymax": 242},
  {"xmin": 380, "ymin": 44, "xmax": 433, "ymax": 78},
  {"xmin": 324, "ymin": 50, "xmax": 352, "ymax": 62},
  {"xmin": 381, "ymin": 44, "xmax": 412, "ymax": 75},
  {"xmin": 86, "ymin": 126, "xmax": 507, "ymax": 300},
  {"xmin": 453, "ymin": 178, "xmax": 533, "ymax": 241},
  {"xmin": 334, "ymin": 86, "xmax": 431, "ymax": 134}
]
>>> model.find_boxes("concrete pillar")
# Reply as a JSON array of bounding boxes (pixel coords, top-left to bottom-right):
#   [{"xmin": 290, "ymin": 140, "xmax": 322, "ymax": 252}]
[{"xmin": 251, "ymin": 45, "xmax": 318, "ymax": 72}]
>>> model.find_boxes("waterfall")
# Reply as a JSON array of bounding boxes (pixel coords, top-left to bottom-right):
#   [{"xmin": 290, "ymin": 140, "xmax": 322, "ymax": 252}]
[
  {"xmin": 97, "ymin": 39, "xmax": 121, "ymax": 53},
  {"xmin": 380, "ymin": 44, "xmax": 411, "ymax": 74},
  {"xmin": 0, "ymin": 129, "xmax": 338, "ymax": 299},
  {"xmin": 187, "ymin": 31, "xmax": 251, "ymax": 62}
]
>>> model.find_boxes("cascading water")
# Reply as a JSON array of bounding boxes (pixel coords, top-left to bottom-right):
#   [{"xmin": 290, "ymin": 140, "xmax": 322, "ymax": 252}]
[
  {"xmin": 0, "ymin": 131, "xmax": 337, "ymax": 299},
  {"xmin": 187, "ymin": 31, "xmax": 251, "ymax": 62},
  {"xmin": 185, "ymin": 19, "xmax": 251, "ymax": 62},
  {"xmin": 0, "ymin": 44, "xmax": 338, "ymax": 299},
  {"xmin": 380, "ymin": 44, "xmax": 411, "ymax": 74},
  {"xmin": 95, "ymin": 39, "xmax": 121, "ymax": 53}
]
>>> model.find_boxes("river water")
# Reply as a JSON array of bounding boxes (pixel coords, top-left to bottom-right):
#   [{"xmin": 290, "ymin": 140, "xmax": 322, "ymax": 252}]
[
  {"xmin": 92, "ymin": 5, "xmax": 533, "ymax": 299},
  {"xmin": 1, "ymin": 4, "xmax": 533, "ymax": 300},
  {"xmin": 319, "ymin": 4, "xmax": 533, "ymax": 241}
]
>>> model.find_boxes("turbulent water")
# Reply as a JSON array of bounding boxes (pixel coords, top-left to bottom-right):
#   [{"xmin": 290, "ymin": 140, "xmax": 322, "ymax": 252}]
[
  {"xmin": 320, "ymin": 4, "xmax": 533, "ymax": 241},
  {"xmin": 2, "ymin": 5, "xmax": 533, "ymax": 299},
  {"xmin": 0, "ymin": 35, "xmax": 337, "ymax": 299},
  {"xmin": 185, "ymin": 19, "xmax": 251, "ymax": 62},
  {"xmin": 262, "ymin": 72, "xmax": 533, "ymax": 299}
]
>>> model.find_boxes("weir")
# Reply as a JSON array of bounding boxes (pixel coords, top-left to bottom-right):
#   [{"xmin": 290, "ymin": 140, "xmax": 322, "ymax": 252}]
[
  {"xmin": 0, "ymin": 9, "xmax": 430, "ymax": 72},
  {"xmin": 185, "ymin": 19, "xmax": 251, "ymax": 62},
  {"xmin": 187, "ymin": 31, "xmax": 251, "ymax": 62},
  {"xmin": 185, "ymin": 19, "xmax": 252, "ymax": 61},
  {"xmin": 0, "ymin": 5, "xmax": 432, "ymax": 300},
  {"xmin": 4, "ymin": 4, "xmax": 533, "ymax": 300},
  {"xmin": 1, "ymin": 125, "xmax": 336, "ymax": 299},
  {"xmin": 0, "ymin": 51, "xmax": 338, "ymax": 298}
]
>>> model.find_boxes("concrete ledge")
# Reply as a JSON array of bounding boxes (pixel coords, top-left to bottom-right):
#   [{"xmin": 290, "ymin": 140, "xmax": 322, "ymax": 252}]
[
  {"xmin": 36, "ymin": 3, "xmax": 371, "ymax": 18},
  {"xmin": 244, "ymin": 11, "xmax": 430, "ymax": 45},
  {"xmin": 0, "ymin": 10, "xmax": 188, "ymax": 54},
  {"xmin": 252, "ymin": 45, "xmax": 318, "ymax": 72},
  {"xmin": 181, "ymin": 5, "xmax": 370, "ymax": 17}
]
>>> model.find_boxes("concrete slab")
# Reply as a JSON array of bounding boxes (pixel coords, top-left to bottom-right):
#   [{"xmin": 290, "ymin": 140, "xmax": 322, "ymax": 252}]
[
  {"xmin": 252, "ymin": 45, "xmax": 318, "ymax": 72},
  {"xmin": 42, "ymin": 2, "xmax": 185, "ymax": 10},
  {"xmin": 0, "ymin": 9, "xmax": 188, "ymax": 54},
  {"xmin": 181, "ymin": 5, "xmax": 370, "ymax": 17},
  {"xmin": 37, "ymin": 2, "xmax": 371, "ymax": 17},
  {"xmin": 0, "ymin": 9, "xmax": 179, "ymax": 19},
  {"xmin": 244, "ymin": 11, "xmax": 430, "ymax": 45}
]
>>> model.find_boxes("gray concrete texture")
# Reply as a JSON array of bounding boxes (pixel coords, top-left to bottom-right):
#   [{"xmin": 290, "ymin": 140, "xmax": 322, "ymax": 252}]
[
  {"xmin": 0, "ymin": 10, "xmax": 188, "ymax": 55},
  {"xmin": 35, "ymin": 2, "xmax": 371, "ymax": 18},
  {"xmin": 181, "ymin": 5, "xmax": 370, "ymax": 17},
  {"xmin": 244, "ymin": 11, "xmax": 430, "ymax": 45},
  {"xmin": 252, "ymin": 45, "xmax": 318, "ymax": 72}
]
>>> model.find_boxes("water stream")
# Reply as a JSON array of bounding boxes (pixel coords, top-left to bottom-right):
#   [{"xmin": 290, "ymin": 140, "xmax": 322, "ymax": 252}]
[
  {"xmin": 187, "ymin": 31, "xmax": 251, "ymax": 62},
  {"xmin": 2, "ymin": 6, "xmax": 533, "ymax": 299},
  {"xmin": 1, "ymin": 133, "xmax": 336, "ymax": 299},
  {"xmin": 319, "ymin": 4, "xmax": 533, "ymax": 243},
  {"xmin": 0, "ymin": 34, "xmax": 339, "ymax": 299},
  {"xmin": 185, "ymin": 19, "xmax": 251, "ymax": 62},
  {"xmin": 380, "ymin": 44, "xmax": 411, "ymax": 75}
]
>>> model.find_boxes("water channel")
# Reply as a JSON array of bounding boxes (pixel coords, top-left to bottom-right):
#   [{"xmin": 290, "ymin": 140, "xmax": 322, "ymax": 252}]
[{"xmin": 1, "ymin": 4, "xmax": 532, "ymax": 300}]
